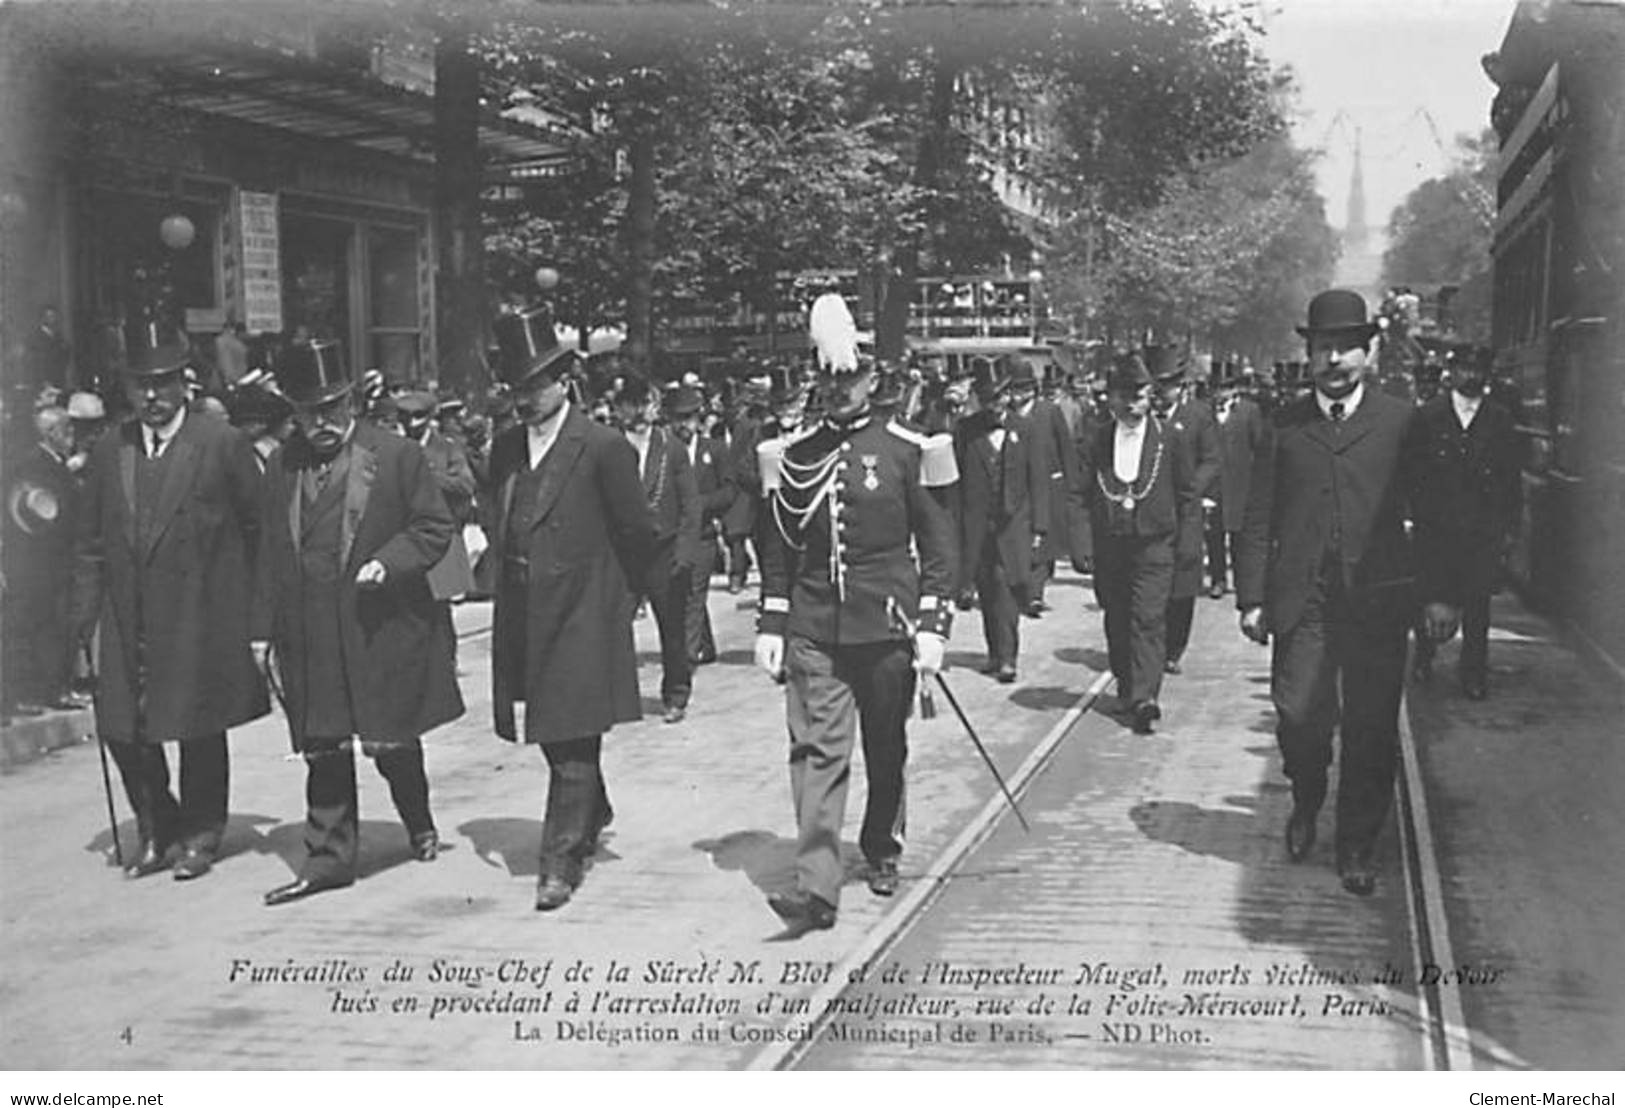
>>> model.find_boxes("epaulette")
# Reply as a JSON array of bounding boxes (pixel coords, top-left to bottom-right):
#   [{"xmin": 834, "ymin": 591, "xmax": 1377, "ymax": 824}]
[{"xmin": 888, "ymin": 418, "xmax": 957, "ymax": 488}]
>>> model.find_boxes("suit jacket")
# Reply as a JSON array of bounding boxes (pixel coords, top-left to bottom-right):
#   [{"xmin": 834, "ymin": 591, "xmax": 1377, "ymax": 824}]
[
  {"xmin": 684, "ymin": 431, "xmax": 732, "ymax": 540},
  {"xmin": 634, "ymin": 424, "xmax": 701, "ymax": 586},
  {"xmin": 70, "ymin": 413, "xmax": 268, "ymax": 743},
  {"xmin": 1014, "ymin": 398, "xmax": 1075, "ymax": 564},
  {"xmin": 1216, "ymin": 396, "xmax": 1267, "ymax": 532},
  {"xmin": 487, "ymin": 407, "xmax": 655, "ymax": 745},
  {"xmin": 1236, "ymin": 389, "xmax": 1426, "ymax": 635},
  {"xmin": 1163, "ymin": 397, "xmax": 1221, "ymax": 598},
  {"xmin": 1410, "ymin": 393, "xmax": 1521, "ymax": 601},
  {"xmin": 954, "ymin": 411, "xmax": 1048, "ymax": 592},
  {"xmin": 1078, "ymin": 415, "xmax": 1194, "ymax": 607},
  {"xmin": 722, "ymin": 415, "xmax": 764, "ymax": 538},
  {"xmin": 253, "ymin": 422, "xmax": 463, "ymax": 750}
]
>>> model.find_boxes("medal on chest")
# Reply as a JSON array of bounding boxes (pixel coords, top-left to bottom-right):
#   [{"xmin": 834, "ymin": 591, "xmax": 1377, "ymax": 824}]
[{"xmin": 861, "ymin": 454, "xmax": 880, "ymax": 491}]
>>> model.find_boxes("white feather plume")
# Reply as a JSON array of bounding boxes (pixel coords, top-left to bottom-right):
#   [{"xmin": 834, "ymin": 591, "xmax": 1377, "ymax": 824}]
[{"xmin": 809, "ymin": 291, "xmax": 858, "ymax": 372}]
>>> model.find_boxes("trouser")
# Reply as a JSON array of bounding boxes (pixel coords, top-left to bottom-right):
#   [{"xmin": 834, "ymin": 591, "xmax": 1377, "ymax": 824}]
[
  {"xmin": 684, "ymin": 540, "xmax": 718, "ymax": 663},
  {"xmin": 538, "ymin": 735, "xmax": 612, "ymax": 886},
  {"xmin": 642, "ymin": 567, "xmax": 693, "ymax": 708},
  {"xmin": 300, "ymin": 736, "xmax": 434, "ymax": 883},
  {"xmin": 108, "ymin": 733, "xmax": 229, "ymax": 854},
  {"xmin": 976, "ymin": 541, "xmax": 1024, "ymax": 668},
  {"xmin": 1030, "ymin": 555, "xmax": 1053, "ymax": 607},
  {"xmin": 1205, "ymin": 518, "xmax": 1236, "ymax": 587},
  {"xmin": 1270, "ymin": 575, "xmax": 1406, "ymax": 864},
  {"xmin": 784, "ymin": 636, "xmax": 914, "ymax": 907},
  {"xmin": 1166, "ymin": 596, "xmax": 1197, "ymax": 662},
  {"xmin": 726, "ymin": 535, "xmax": 753, "ymax": 588},
  {"xmin": 1, "ymin": 585, "xmax": 70, "ymax": 705},
  {"xmin": 1095, "ymin": 534, "xmax": 1173, "ymax": 706}
]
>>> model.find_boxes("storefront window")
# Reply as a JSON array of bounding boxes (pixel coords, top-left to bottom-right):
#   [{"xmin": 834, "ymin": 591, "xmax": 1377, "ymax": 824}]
[
  {"xmin": 281, "ymin": 213, "xmax": 353, "ymax": 349},
  {"xmin": 367, "ymin": 225, "xmax": 419, "ymax": 379}
]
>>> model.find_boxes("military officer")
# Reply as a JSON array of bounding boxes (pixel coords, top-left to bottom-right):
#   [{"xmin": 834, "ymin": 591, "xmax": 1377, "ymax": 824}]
[{"xmin": 754, "ymin": 310, "xmax": 957, "ymax": 932}]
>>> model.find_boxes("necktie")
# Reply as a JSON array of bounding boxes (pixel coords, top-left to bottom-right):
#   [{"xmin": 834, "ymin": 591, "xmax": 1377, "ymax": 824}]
[
  {"xmin": 1330, "ymin": 402, "xmax": 1345, "ymax": 423},
  {"xmin": 147, "ymin": 432, "xmax": 165, "ymax": 459}
]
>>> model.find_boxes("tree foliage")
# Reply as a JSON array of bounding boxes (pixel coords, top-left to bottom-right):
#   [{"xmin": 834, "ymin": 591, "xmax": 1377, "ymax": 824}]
[{"xmin": 1381, "ymin": 130, "xmax": 1496, "ymax": 340}]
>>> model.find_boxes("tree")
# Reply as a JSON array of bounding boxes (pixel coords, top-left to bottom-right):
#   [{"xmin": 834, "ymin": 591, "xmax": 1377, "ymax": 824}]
[{"xmin": 1382, "ymin": 130, "xmax": 1497, "ymax": 340}]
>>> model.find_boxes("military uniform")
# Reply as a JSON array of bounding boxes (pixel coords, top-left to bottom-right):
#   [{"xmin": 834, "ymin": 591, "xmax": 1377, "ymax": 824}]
[{"xmin": 756, "ymin": 409, "xmax": 956, "ymax": 918}]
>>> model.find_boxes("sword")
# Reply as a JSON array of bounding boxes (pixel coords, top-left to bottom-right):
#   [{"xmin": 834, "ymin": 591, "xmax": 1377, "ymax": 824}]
[{"xmin": 887, "ymin": 597, "xmax": 1030, "ymax": 833}]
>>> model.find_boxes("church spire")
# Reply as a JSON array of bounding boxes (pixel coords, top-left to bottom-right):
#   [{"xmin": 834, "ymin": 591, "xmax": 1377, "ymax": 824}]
[{"xmin": 1345, "ymin": 127, "xmax": 1369, "ymax": 250}]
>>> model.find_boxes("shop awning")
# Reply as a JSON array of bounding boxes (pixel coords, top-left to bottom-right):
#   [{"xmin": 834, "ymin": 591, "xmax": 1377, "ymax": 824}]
[{"xmin": 127, "ymin": 46, "xmax": 575, "ymax": 182}]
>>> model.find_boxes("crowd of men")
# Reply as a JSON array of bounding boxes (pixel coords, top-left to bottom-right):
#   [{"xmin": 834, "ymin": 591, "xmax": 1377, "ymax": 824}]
[{"xmin": 0, "ymin": 284, "xmax": 1520, "ymax": 924}]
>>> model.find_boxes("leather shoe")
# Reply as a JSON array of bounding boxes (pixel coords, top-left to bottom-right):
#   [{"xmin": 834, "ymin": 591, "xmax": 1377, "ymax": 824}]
[
  {"xmin": 411, "ymin": 830, "xmax": 440, "ymax": 862},
  {"xmin": 1209, "ymin": 582, "xmax": 1226, "ymax": 599},
  {"xmin": 995, "ymin": 665, "xmax": 1017, "ymax": 685},
  {"xmin": 172, "ymin": 846, "xmax": 214, "ymax": 881},
  {"xmin": 264, "ymin": 875, "xmax": 352, "ymax": 907},
  {"xmin": 689, "ymin": 651, "xmax": 717, "ymax": 667},
  {"xmin": 1284, "ymin": 807, "xmax": 1318, "ymax": 862},
  {"xmin": 663, "ymin": 703, "xmax": 687, "ymax": 724},
  {"xmin": 1130, "ymin": 701, "xmax": 1160, "ymax": 734},
  {"xmin": 980, "ymin": 659, "xmax": 1002, "ymax": 676},
  {"xmin": 1339, "ymin": 857, "xmax": 1377, "ymax": 897},
  {"xmin": 124, "ymin": 840, "xmax": 173, "ymax": 879},
  {"xmin": 535, "ymin": 874, "xmax": 574, "ymax": 912},
  {"xmin": 767, "ymin": 889, "xmax": 836, "ymax": 931},
  {"xmin": 867, "ymin": 857, "xmax": 900, "ymax": 897}
]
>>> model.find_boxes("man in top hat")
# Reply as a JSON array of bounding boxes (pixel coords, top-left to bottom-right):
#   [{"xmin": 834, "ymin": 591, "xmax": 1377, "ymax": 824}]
[
  {"xmin": 611, "ymin": 373, "xmax": 701, "ymax": 723},
  {"xmin": 1408, "ymin": 342, "xmax": 1519, "ymax": 699},
  {"xmin": 667, "ymin": 382, "xmax": 730, "ymax": 667},
  {"xmin": 753, "ymin": 303, "xmax": 957, "ymax": 932},
  {"xmin": 1146, "ymin": 344, "xmax": 1219, "ymax": 676},
  {"xmin": 486, "ymin": 305, "xmax": 655, "ymax": 911},
  {"xmin": 253, "ymin": 341, "xmax": 464, "ymax": 905},
  {"xmin": 69, "ymin": 316, "xmax": 268, "ymax": 880},
  {"xmin": 1207, "ymin": 361, "xmax": 1267, "ymax": 599},
  {"xmin": 954, "ymin": 356, "xmax": 1047, "ymax": 683},
  {"xmin": 1236, "ymin": 288, "xmax": 1437, "ymax": 897},
  {"xmin": 397, "ymin": 390, "xmax": 477, "ymax": 605},
  {"xmin": 1076, "ymin": 352, "xmax": 1196, "ymax": 734},
  {"xmin": 1006, "ymin": 358, "xmax": 1074, "ymax": 618}
]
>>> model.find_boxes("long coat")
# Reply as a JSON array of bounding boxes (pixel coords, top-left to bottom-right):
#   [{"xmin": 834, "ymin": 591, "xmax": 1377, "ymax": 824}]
[
  {"xmin": 418, "ymin": 427, "xmax": 477, "ymax": 600},
  {"xmin": 253, "ymin": 422, "xmax": 463, "ymax": 751},
  {"xmin": 1236, "ymin": 390, "xmax": 1425, "ymax": 636},
  {"xmin": 1409, "ymin": 394, "xmax": 1521, "ymax": 601},
  {"xmin": 1013, "ymin": 398, "xmax": 1075, "ymax": 567},
  {"xmin": 722, "ymin": 415, "xmax": 763, "ymax": 540},
  {"xmin": 954, "ymin": 411, "xmax": 1048, "ymax": 594},
  {"xmin": 637, "ymin": 424, "xmax": 702, "ymax": 587},
  {"xmin": 488, "ymin": 407, "xmax": 655, "ymax": 746},
  {"xmin": 688, "ymin": 433, "xmax": 733, "ymax": 541},
  {"xmin": 1163, "ymin": 397, "xmax": 1221, "ymax": 599},
  {"xmin": 70, "ymin": 413, "xmax": 268, "ymax": 744},
  {"xmin": 1216, "ymin": 395, "xmax": 1267, "ymax": 533}
]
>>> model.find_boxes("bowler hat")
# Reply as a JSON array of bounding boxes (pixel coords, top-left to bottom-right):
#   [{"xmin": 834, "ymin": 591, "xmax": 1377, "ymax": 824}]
[
  {"xmin": 1107, "ymin": 351, "xmax": 1152, "ymax": 394},
  {"xmin": 395, "ymin": 390, "xmax": 436, "ymax": 416},
  {"xmin": 1006, "ymin": 359, "xmax": 1040, "ymax": 391},
  {"xmin": 493, "ymin": 305, "xmax": 574, "ymax": 388},
  {"xmin": 664, "ymin": 384, "xmax": 704, "ymax": 417},
  {"xmin": 969, "ymin": 356, "xmax": 1010, "ymax": 397},
  {"xmin": 276, "ymin": 340, "xmax": 351, "ymax": 405},
  {"xmin": 123, "ymin": 317, "xmax": 191, "ymax": 380},
  {"xmin": 1296, "ymin": 289, "xmax": 1379, "ymax": 342}
]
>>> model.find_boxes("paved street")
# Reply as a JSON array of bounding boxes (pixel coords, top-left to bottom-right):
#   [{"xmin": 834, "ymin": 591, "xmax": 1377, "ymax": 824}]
[{"xmin": 1, "ymin": 573, "xmax": 1620, "ymax": 1070}]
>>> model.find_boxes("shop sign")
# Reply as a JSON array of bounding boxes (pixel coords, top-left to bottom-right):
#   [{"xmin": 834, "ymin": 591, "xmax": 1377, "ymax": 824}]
[{"xmin": 240, "ymin": 190, "xmax": 283, "ymax": 334}]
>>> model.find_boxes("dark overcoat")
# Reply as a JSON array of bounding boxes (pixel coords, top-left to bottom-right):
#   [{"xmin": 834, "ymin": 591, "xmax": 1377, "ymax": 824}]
[
  {"xmin": 70, "ymin": 413, "xmax": 269, "ymax": 744},
  {"xmin": 1014, "ymin": 398, "xmax": 1075, "ymax": 568},
  {"xmin": 1163, "ymin": 397, "xmax": 1221, "ymax": 600},
  {"xmin": 1216, "ymin": 396, "xmax": 1267, "ymax": 533},
  {"xmin": 689, "ymin": 434, "xmax": 733, "ymax": 541},
  {"xmin": 1409, "ymin": 394, "xmax": 1521, "ymax": 601},
  {"xmin": 488, "ymin": 407, "xmax": 655, "ymax": 745},
  {"xmin": 1235, "ymin": 389, "xmax": 1425, "ymax": 636},
  {"xmin": 637, "ymin": 424, "xmax": 702, "ymax": 588},
  {"xmin": 253, "ymin": 422, "xmax": 463, "ymax": 751},
  {"xmin": 722, "ymin": 416, "xmax": 763, "ymax": 540},
  {"xmin": 954, "ymin": 411, "xmax": 1048, "ymax": 594},
  {"xmin": 419, "ymin": 427, "xmax": 477, "ymax": 600}
]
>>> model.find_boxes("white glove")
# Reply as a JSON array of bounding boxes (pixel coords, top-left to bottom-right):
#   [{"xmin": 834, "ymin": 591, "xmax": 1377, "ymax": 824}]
[
  {"xmin": 754, "ymin": 633, "xmax": 785, "ymax": 680},
  {"xmin": 914, "ymin": 631, "xmax": 946, "ymax": 676},
  {"xmin": 463, "ymin": 523, "xmax": 489, "ymax": 562},
  {"xmin": 355, "ymin": 559, "xmax": 388, "ymax": 590},
  {"xmin": 1201, "ymin": 497, "xmax": 1218, "ymax": 510}
]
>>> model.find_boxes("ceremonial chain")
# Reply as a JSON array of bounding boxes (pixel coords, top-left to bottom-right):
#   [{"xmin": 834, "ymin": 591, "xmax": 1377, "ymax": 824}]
[{"xmin": 1096, "ymin": 420, "xmax": 1165, "ymax": 512}]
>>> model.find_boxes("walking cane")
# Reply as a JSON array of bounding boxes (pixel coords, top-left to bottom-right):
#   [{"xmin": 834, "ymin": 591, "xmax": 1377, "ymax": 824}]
[
  {"xmin": 887, "ymin": 597, "xmax": 1030, "ymax": 832},
  {"xmin": 82, "ymin": 640, "xmax": 123, "ymax": 868}
]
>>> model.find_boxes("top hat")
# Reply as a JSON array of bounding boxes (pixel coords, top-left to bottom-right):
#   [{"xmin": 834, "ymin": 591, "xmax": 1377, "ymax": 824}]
[
  {"xmin": 1296, "ymin": 289, "xmax": 1380, "ymax": 342},
  {"xmin": 767, "ymin": 364, "xmax": 803, "ymax": 404},
  {"xmin": 493, "ymin": 305, "xmax": 574, "ymax": 388},
  {"xmin": 969, "ymin": 356, "xmax": 1010, "ymax": 397},
  {"xmin": 664, "ymin": 384, "xmax": 704, "ymax": 417},
  {"xmin": 1143, "ymin": 344, "xmax": 1187, "ymax": 383},
  {"xmin": 123, "ymin": 317, "xmax": 192, "ymax": 379},
  {"xmin": 276, "ymin": 339, "xmax": 352, "ymax": 405},
  {"xmin": 1107, "ymin": 351, "xmax": 1152, "ymax": 394},
  {"xmin": 1006, "ymin": 359, "xmax": 1040, "ymax": 391}
]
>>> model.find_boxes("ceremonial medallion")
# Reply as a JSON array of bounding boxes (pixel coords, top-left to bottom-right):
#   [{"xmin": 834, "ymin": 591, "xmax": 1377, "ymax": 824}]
[
  {"xmin": 1121, "ymin": 494, "xmax": 1135, "ymax": 510},
  {"xmin": 861, "ymin": 454, "xmax": 880, "ymax": 490}
]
